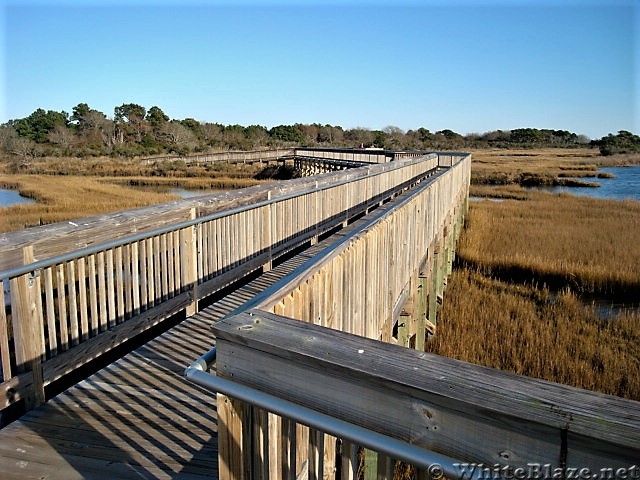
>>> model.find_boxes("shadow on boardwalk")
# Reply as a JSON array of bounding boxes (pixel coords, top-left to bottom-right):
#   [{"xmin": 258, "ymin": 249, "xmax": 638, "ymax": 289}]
[
  {"xmin": 0, "ymin": 309, "xmax": 220, "ymax": 479},
  {"xmin": 0, "ymin": 233, "xmax": 320, "ymax": 479}
]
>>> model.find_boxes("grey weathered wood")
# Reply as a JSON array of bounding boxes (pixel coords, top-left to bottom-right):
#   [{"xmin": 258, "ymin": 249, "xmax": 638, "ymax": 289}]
[
  {"xmin": 428, "ymin": 240, "xmax": 440, "ymax": 330},
  {"xmin": 414, "ymin": 274, "xmax": 428, "ymax": 350},
  {"xmin": 114, "ymin": 246, "xmax": 125, "ymax": 323},
  {"xmin": 0, "ymin": 282, "xmax": 11, "ymax": 380},
  {"xmin": 106, "ymin": 249, "xmax": 116, "ymax": 328},
  {"xmin": 376, "ymin": 454, "xmax": 393, "ymax": 480},
  {"xmin": 139, "ymin": 239, "xmax": 148, "ymax": 312},
  {"xmin": 217, "ymin": 392, "xmax": 247, "ymax": 480},
  {"xmin": 9, "ymin": 247, "xmax": 45, "ymax": 408},
  {"xmin": 55, "ymin": 263, "xmax": 68, "ymax": 350},
  {"xmin": 77, "ymin": 257, "xmax": 89, "ymax": 341},
  {"xmin": 0, "ymin": 152, "xmax": 462, "ymax": 428},
  {"xmin": 66, "ymin": 260, "xmax": 79, "ymax": 346},
  {"xmin": 96, "ymin": 251, "xmax": 108, "ymax": 332},
  {"xmin": 131, "ymin": 241, "xmax": 141, "ymax": 317},
  {"xmin": 213, "ymin": 311, "xmax": 640, "ymax": 471},
  {"xmin": 42, "ymin": 291, "xmax": 192, "ymax": 387},
  {"xmin": 88, "ymin": 253, "xmax": 99, "ymax": 336},
  {"xmin": 43, "ymin": 266, "xmax": 57, "ymax": 356},
  {"xmin": 183, "ymin": 208, "xmax": 198, "ymax": 317}
]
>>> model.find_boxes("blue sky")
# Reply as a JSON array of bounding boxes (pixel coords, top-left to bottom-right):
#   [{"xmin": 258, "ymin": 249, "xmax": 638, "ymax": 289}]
[{"xmin": 1, "ymin": 0, "xmax": 638, "ymax": 139}]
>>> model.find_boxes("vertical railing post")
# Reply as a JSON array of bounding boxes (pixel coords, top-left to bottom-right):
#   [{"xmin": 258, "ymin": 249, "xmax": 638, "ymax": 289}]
[
  {"xmin": 182, "ymin": 208, "xmax": 198, "ymax": 316},
  {"xmin": 9, "ymin": 246, "xmax": 46, "ymax": 410},
  {"xmin": 0, "ymin": 283, "xmax": 11, "ymax": 385},
  {"xmin": 264, "ymin": 191, "xmax": 273, "ymax": 272},
  {"xmin": 444, "ymin": 219, "xmax": 454, "ymax": 277},
  {"xmin": 217, "ymin": 393, "xmax": 252, "ymax": 480},
  {"xmin": 427, "ymin": 238, "xmax": 441, "ymax": 336},
  {"xmin": 415, "ymin": 273, "xmax": 429, "ymax": 350}
]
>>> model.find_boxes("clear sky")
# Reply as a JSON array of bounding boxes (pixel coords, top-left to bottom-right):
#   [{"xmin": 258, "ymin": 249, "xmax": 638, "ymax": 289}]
[{"xmin": 1, "ymin": 0, "xmax": 638, "ymax": 139}]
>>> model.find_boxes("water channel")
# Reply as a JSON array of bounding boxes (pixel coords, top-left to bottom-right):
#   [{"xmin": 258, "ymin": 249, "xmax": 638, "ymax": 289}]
[{"xmin": 0, "ymin": 189, "xmax": 35, "ymax": 207}]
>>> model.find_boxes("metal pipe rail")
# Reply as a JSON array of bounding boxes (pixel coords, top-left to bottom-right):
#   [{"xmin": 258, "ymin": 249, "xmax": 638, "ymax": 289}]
[
  {"xmin": 184, "ymin": 348, "xmax": 486, "ymax": 480},
  {"xmin": 195, "ymin": 309, "xmax": 639, "ymax": 480},
  {"xmin": 184, "ymin": 154, "xmax": 474, "ymax": 479}
]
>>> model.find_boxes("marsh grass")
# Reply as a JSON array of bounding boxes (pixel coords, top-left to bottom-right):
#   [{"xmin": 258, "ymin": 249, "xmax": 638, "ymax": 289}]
[
  {"xmin": 470, "ymin": 148, "xmax": 640, "ymax": 187},
  {"xmin": 105, "ymin": 175, "xmax": 266, "ymax": 191},
  {"xmin": 0, "ymin": 155, "xmax": 265, "ymax": 178},
  {"xmin": 428, "ymin": 268, "xmax": 640, "ymax": 399},
  {"xmin": 458, "ymin": 194, "xmax": 640, "ymax": 299},
  {"xmin": 0, "ymin": 174, "xmax": 269, "ymax": 232},
  {"xmin": 430, "ymin": 150, "xmax": 640, "ymax": 401},
  {"xmin": 0, "ymin": 174, "xmax": 179, "ymax": 232},
  {"xmin": 0, "ymin": 157, "xmax": 271, "ymax": 232}
]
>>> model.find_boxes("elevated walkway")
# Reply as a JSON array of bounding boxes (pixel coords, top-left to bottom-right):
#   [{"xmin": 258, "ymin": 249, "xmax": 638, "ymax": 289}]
[{"xmin": 0, "ymin": 179, "xmax": 420, "ymax": 479}]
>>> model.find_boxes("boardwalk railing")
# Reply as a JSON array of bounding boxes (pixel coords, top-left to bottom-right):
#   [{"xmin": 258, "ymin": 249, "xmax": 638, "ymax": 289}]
[
  {"xmin": 185, "ymin": 151, "xmax": 640, "ymax": 479},
  {"xmin": 187, "ymin": 152, "xmax": 472, "ymax": 478},
  {"xmin": 0, "ymin": 152, "xmax": 442, "ymax": 414},
  {"xmin": 140, "ymin": 147, "xmax": 428, "ymax": 167},
  {"xmin": 202, "ymin": 311, "xmax": 640, "ymax": 480},
  {"xmin": 141, "ymin": 148, "xmax": 295, "ymax": 165},
  {"xmin": 295, "ymin": 147, "xmax": 425, "ymax": 164}
]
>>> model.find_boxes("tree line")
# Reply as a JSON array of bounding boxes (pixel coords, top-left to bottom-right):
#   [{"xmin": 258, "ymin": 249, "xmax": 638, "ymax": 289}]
[{"xmin": 0, "ymin": 103, "xmax": 637, "ymax": 158}]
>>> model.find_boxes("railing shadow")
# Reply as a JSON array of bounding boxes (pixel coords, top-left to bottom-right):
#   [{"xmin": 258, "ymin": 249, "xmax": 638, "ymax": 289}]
[{"xmin": 0, "ymin": 302, "xmax": 221, "ymax": 478}]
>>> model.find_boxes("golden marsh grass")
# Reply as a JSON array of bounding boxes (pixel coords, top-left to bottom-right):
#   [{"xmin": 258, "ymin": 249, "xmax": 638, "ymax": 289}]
[
  {"xmin": 429, "ymin": 268, "xmax": 640, "ymax": 399},
  {"xmin": 0, "ymin": 158, "xmax": 269, "ymax": 232},
  {"xmin": 470, "ymin": 148, "xmax": 640, "ymax": 186},
  {"xmin": 0, "ymin": 174, "xmax": 177, "ymax": 232},
  {"xmin": 429, "ymin": 149, "xmax": 640, "ymax": 401},
  {"xmin": 459, "ymin": 193, "xmax": 640, "ymax": 297}
]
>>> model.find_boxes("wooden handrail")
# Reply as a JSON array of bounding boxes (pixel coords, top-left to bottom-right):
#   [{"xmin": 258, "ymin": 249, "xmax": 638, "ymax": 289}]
[
  {"xmin": 0, "ymin": 152, "xmax": 449, "ymax": 414},
  {"xmin": 211, "ymin": 311, "xmax": 640, "ymax": 476},
  {"xmin": 197, "ymin": 152, "xmax": 472, "ymax": 479},
  {"xmin": 0, "ymin": 153, "xmax": 440, "ymax": 273}
]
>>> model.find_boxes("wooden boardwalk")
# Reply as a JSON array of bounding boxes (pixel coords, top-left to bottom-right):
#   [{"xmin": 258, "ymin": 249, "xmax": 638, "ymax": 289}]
[{"xmin": 0, "ymin": 208, "xmax": 364, "ymax": 480}]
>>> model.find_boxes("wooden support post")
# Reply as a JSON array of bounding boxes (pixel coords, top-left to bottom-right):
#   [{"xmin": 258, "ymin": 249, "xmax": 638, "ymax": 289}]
[
  {"xmin": 217, "ymin": 393, "xmax": 251, "ymax": 480},
  {"xmin": 9, "ymin": 246, "xmax": 46, "ymax": 410},
  {"xmin": 281, "ymin": 417, "xmax": 294, "ymax": 479},
  {"xmin": 415, "ymin": 273, "xmax": 429, "ymax": 351},
  {"xmin": 435, "ymin": 234, "xmax": 445, "ymax": 302},
  {"xmin": 451, "ymin": 210, "xmax": 462, "ymax": 266},
  {"xmin": 341, "ymin": 440, "xmax": 357, "ymax": 480},
  {"xmin": 0, "ymin": 287, "xmax": 11, "ymax": 383},
  {"xmin": 253, "ymin": 408, "xmax": 269, "ymax": 480},
  {"xmin": 263, "ymin": 195, "xmax": 273, "ymax": 273},
  {"xmin": 308, "ymin": 428, "xmax": 324, "ymax": 480},
  {"xmin": 406, "ymin": 273, "xmax": 418, "ymax": 347},
  {"xmin": 295, "ymin": 423, "xmax": 309, "ymax": 479},
  {"xmin": 377, "ymin": 455, "xmax": 393, "ymax": 480},
  {"xmin": 182, "ymin": 208, "xmax": 198, "ymax": 316},
  {"xmin": 444, "ymin": 221, "xmax": 454, "ymax": 278},
  {"xmin": 268, "ymin": 412, "xmax": 282, "ymax": 480},
  {"xmin": 323, "ymin": 434, "xmax": 337, "ymax": 480},
  {"xmin": 427, "ymin": 241, "xmax": 440, "ymax": 337},
  {"xmin": 397, "ymin": 312, "xmax": 410, "ymax": 348}
]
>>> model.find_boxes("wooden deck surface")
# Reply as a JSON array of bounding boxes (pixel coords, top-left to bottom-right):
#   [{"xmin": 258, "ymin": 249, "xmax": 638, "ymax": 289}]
[
  {"xmin": 0, "ymin": 173, "xmax": 417, "ymax": 480},
  {"xmin": 0, "ymin": 236, "xmax": 338, "ymax": 479}
]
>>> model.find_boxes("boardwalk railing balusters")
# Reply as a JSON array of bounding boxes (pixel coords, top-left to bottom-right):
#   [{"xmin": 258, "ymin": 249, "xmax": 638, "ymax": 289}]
[
  {"xmin": 1, "ymin": 148, "xmax": 636, "ymax": 479},
  {"xmin": 0, "ymin": 150, "xmax": 442, "ymax": 413},
  {"xmin": 185, "ymin": 150, "xmax": 640, "ymax": 480}
]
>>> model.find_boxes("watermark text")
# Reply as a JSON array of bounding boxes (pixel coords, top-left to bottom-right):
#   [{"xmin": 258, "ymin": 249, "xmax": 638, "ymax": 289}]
[{"xmin": 425, "ymin": 463, "xmax": 640, "ymax": 480}]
